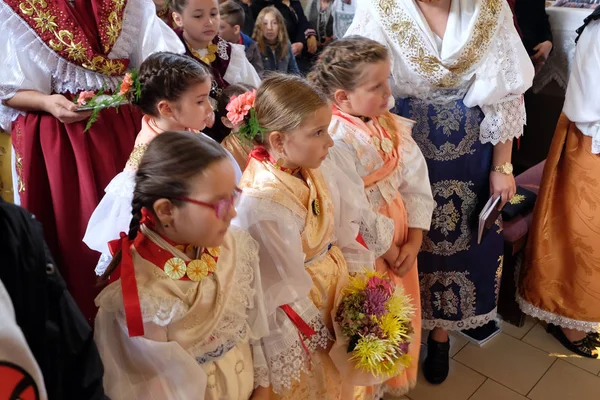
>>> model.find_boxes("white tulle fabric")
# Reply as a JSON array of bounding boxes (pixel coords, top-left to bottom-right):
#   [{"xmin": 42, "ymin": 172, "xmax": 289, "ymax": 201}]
[
  {"xmin": 0, "ymin": 0, "xmax": 185, "ymax": 131},
  {"xmin": 345, "ymin": 0, "xmax": 534, "ymax": 145},
  {"xmin": 563, "ymin": 20, "xmax": 600, "ymax": 154},
  {"xmin": 328, "ymin": 115, "xmax": 435, "ymax": 231},
  {"xmin": 233, "ymin": 160, "xmax": 377, "ymax": 393},
  {"xmin": 223, "ymin": 43, "xmax": 262, "ymax": 87},
  {"xmin": 83, "ymin": 132, "xmax": 242, "ymax": 276},
  {"xmin": 94, "ymin": 227, "xmax": 268, "ymax": 399}
]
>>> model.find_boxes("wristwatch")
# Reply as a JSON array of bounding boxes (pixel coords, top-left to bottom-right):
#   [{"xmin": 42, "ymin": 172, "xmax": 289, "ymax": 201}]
[{"xmin": 492, "ymin": 162, "xmax": 514, "ymax": 175}]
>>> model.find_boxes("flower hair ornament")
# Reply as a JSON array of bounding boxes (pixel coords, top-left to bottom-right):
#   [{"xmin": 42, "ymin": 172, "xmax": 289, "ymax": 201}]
[
  {"xmin": 74, "ymin": 70, "xmax": 142, "ymax": 132},
  {"xmin": 226, "ymin": 90, "xmax": 265, "ymax": 142}
]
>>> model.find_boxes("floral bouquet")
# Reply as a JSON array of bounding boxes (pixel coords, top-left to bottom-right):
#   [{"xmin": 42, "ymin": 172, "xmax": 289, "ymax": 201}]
[
  {"xmin": 74, "ymin": 71, "xmax": 141, "ymax": 132},
  {"xmin": 330, "ymin": 270, "xmax": 415, "ymax": 384}
]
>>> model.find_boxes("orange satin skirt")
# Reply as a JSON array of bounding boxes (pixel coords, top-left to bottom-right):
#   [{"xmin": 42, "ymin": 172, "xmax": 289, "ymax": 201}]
[
  {"xmin": 518, "ymin": 114, "xmax": 600, "ymax": 332},
  {"xmin": 0, "ymin": 131, "xmax": 13, "ymax": 203}
]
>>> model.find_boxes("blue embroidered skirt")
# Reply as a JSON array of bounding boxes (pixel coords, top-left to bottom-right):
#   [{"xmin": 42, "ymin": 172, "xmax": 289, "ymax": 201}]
[{"xmin": 394, "ymin": 97, "xmax": 504, "ymax": 331}]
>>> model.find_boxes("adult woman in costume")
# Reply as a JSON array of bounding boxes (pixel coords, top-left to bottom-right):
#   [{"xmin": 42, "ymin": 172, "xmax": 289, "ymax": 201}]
[
  {"xmin": 346, "ymin": 0, "xmax": 534, "ymax": 385},
  {"xmin": 0, "ymin": 0, "xmax": 184, "ymax": 322},
  {"xmin": 517, "ymin": 9, "xmax": 600, "ymax": 359}
]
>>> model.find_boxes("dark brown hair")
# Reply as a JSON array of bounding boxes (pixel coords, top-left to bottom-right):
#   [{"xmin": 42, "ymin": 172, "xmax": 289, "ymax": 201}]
[
  {"xmin": 100, "ymin": 131, "xmax": 228, "ymax": 282},
  {"xmin": 253, "ymin": 6, "xmax": 290, "ymax": 60},
  {"xmin": 170, "ymin": 0, "xmax": 188, "ymax": 13},
  {"xmin": 219, "ymin": 0, "xmax": 245, "ymax": 28},
  {"xmin": 307, "ymin": 36, "xmax": 389, "ymax": 99},
  {"xmin": 217, "ymin": 83, "xmax": 256, "ymax": 119},
  {"xmin": 131, "ymin": 52, "xmax": 212, "ymax": 116}
]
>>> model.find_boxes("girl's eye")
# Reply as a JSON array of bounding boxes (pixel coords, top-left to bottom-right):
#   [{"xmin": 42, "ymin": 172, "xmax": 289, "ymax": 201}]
[
  {"xmin": 315, "ymin": 130, "xmax": 322, "ymax": 137},
  {"xmin": 197, "ymin": 100, "xmax": 204, "ymax": 105}
]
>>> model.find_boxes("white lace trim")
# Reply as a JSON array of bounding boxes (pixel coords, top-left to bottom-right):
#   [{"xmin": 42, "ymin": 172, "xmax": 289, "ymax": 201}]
[
  {"xmin": 107, "ymin": 0, "xmax": 145, "ymax": 60},
  {"xmin": 188, "ymin": 228, "xmax": 258, "ymax": 358},
  {"xmin": 516, "ymin": 294, "xmax": 600, "ymax": 333},
  {"xmin": 359, "ymin": 214, "xmax": 394, "ymax": 259},
  {"xmin": 95, "ymin": 253, "xmax": 113, "ymax": 277},
  {"xmin": 138, "ymin": 288, "xmax": 189, "ymax": 326},
  {"xmin": 403, "ymin": 195, "xmax": 434, "ymax": 231},
  {"xmin": 422, "ymin": 308, "xmax": 498, "ymax": 331},
  {"xmin": 480, "ymin": 96, "xmax": 526, "ymax": 145},
  {"xmin": 253, "ymin": 297, "xmax": 331, "ymax": 394}
]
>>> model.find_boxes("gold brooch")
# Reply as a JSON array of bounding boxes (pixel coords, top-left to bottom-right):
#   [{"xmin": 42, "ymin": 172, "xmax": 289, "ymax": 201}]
[
  {"xmin": 164, "ymin": 257, "xmax": 187, "ymax": 280},
  {"xmin": 381, "ymin": 138, "xmax": 394, "ymax": 153},
  {"xmin": 187, "ymin": 259, "xmax": 209, "ymax": 282}
]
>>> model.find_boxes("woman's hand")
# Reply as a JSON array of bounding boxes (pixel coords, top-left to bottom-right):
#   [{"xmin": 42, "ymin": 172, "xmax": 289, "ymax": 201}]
[
  {"xmin": 489, "ymin": 171, "xmax": 516, "ymax": 209},
  {"xmin": 382, "ymin": 242, "xmax": 400, "ymax": 270},
  {"xmin": 43, "ymin": 94, "xmax": 92, "ymax": 124},
  {"xmin": 391, "ymin": 228, "xmax": 422, "ymax": 278},
  {"xmin": 307, "ymin": 36, "xmax": 318, "ymax": 54},
  {"xmin": 531, "ymin": 41, "xmax": 553, "ymax": 73},
  {"xmin": 291, "ymin": 42, "xmax": 304, "ymax": 56}
]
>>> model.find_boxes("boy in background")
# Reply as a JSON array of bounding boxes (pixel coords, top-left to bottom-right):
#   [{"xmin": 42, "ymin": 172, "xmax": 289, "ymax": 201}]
[{"xmin": 219, "ymin": 1, "xmax": 265, "ymax": 77}]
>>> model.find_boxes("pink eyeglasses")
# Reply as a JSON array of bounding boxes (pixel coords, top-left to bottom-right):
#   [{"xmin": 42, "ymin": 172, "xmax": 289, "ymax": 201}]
[{"xmin": 175, "ymin": 187, "xmax": 242, "ymax": 219}]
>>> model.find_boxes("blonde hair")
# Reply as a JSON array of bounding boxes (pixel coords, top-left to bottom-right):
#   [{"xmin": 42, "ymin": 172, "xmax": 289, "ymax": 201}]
[
  {"xmin": 253, "ymin": 6, "xmax": 290, "ymax": 61},
  {"xmin": 307, "ymin": 36, "xmax": 389, "ymax": 99},
  {"xmin": 252, "ymin": 73, "xmax": 329, "ymax": 144}
]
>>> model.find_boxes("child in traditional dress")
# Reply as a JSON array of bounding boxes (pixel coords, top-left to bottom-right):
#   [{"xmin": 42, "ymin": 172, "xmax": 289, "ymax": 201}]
[
  {"xmin": 231, "ymin": 74, "xmax": 400, "ymax": 399},
  {"xmin": 171, "ymin": 0, "xmax": 261, "ymax": 142},
  {"xmin": 308, "ymin": 37, "xmax": 435, "ymax": 397},
  {"xmin": 84, "ymin": 52, "xmax": 242, "ymax": 277},
  {"xmin": 219, "ymin": 83, "xmax": 257, "ymax": 170},
  {"xmin": 94, "ymin": 131, "xmax": 268, "ymax": 399}
]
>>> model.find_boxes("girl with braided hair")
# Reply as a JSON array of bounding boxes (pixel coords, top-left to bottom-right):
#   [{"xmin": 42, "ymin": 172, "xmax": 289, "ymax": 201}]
[
  {"xmin": 94, "ymin": 131, "xmax": 268, "ymax": 399},
  {"xmin": 84, "ymin": 52, "xmax": 242, "ymax": 278},
  {"xmin": 231, "ymin": 74, "xmax": 398, "ymax": 399},
  {"xmin": 308, "ymin": 36, "xmax": 434, "ymax": 397}
]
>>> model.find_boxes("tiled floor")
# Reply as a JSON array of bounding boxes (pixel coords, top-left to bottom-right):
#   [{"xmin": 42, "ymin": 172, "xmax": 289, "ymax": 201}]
[{"xmin": 387, "ymin": 318, "xmax": 600, "ymax": 400}]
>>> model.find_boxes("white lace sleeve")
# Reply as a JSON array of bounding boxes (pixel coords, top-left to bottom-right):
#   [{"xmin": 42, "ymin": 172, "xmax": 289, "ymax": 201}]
[
  {"xmin": 326, "ymin": 145, "xmax": 394, "ymax": 260},
  {"xmin": 479, "ymin": 95, "xmax": 527, "ymax": 145},
  {"xmin": 223, "ymin": 43, "xmax": 261, "ymax": 88},
  {"xmin": 398, "ymin": 124, "xmax": 435, "ymax": 229}
]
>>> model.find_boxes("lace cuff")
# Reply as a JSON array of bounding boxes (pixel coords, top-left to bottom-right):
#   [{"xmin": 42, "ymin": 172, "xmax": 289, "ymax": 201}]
[
  {"xmin": 359, "ymin": 213, "xmax": 394, "ymax": 258},
  {"xmin": 404, "ymin": 195, "xmax": 434, "ymax": 231},
  {"xmin": 253, "ymin": 297, "xmax": 331, "ymax": 394},
  {"xmin": 480, "ymin": 96, "xmax": 526, "ymax": 145}
]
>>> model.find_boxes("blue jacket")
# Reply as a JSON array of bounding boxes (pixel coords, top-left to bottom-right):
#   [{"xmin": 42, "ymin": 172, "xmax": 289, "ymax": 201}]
[{"xmin": 260, "ymin": 41, "xmax": 300, "ymax": 75}]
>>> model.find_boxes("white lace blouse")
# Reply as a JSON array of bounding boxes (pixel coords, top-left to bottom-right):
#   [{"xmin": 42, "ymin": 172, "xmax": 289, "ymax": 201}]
[
  {"xmin": 345, "ymin": 0, "xmax": 535, "ymax": 145},
  {"xmin": 0, "ymin": 0, "xmax": 185, "ymax": 131}
]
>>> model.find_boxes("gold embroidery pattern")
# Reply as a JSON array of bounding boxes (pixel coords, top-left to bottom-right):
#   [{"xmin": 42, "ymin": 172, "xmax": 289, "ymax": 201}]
[
  {"xmin": 420, "ymin": 271, "xmax": 477, "ymax": 320},
  {"xmin": 509, "ymin": 193, "xmax": 526, "ymax": 205},
  {"xmin": 432, "ymin": 200, "xmax": 460, "ymax": 236},
  {"xmin": 125, "ymin": 144, "xmax": 147, "ymax": 170},
  {"xmin": 495, "ymin": 216, "xmax": 503, "ymax": 234},
  {"xmin": 432, "ymin": 103, "xmax": 462, "ymax": 137},
  {"xmin": 494, "ymin": 255, "xmax": 503, "ymax": 300},
  {"xmin": 410, "ymin": 100, "xmax": 478, "ymax": 162},
  {"xmin": 377, "ymin": 0, "xmax": 504, "ymax": 87},
  {"xmin": 12, "ymin": 0, "xmax": 128, "ymax": 76},
  {"xmin": 100, "ymin": 0, "xmax": 126, "ymax": 54},
  {"xmin": 422, "ymin": 180, "xmax": 477, "ymax": 256}
]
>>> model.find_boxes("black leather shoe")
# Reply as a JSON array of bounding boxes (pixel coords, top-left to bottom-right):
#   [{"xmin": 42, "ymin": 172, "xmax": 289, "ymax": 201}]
[
  {"xmin": 547, "ymin": 324, "xmax": 599, "ymax": 359},
  {"xmin": 423, "ymin": 333, "xmax": 450, "ymax": 384}
]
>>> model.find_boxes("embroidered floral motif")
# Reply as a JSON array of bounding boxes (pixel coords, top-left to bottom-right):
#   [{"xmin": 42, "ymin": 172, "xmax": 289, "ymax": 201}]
[
  {"xmin": 420, "ymin": 271, "xmax": 477, "ymax": 321},
  {"xmin": 410, "ymin": 100, "xmax": 478, "ymax": 162},
  {"xmin": 10, "ymin": 0, "xmax": 128, "ymax": 76},
  {"xmin": 495, "ymin": 216, "xmax": 503, "ymax": 234},
  {"xmin": 509, "ymin": 193, "xmax": 526, "ymax": 205},
  {"xmin": 422, "ymin": 180, "xmax": 477, "ymax": 256},
  {"xmin": 125, "ymin": 144, "xmax": 147, "ymax": 170},
  {"xmin": 376, "ymin": 0, "xmax": 504, "ymax": 87},
  {"xmin": 494, "ymin": 255, "xmax": 503, "ymax": 300},
  {"xmin": 432, "ymin": 200, "xmax": 460, "ymax": 236},
  {"xmin": 432, "ymin": 103, "xmax": 462, "ymax": 137},
  {"xmin": 101, "ymin": 0, "xmax": 127, "ymax": 53}
]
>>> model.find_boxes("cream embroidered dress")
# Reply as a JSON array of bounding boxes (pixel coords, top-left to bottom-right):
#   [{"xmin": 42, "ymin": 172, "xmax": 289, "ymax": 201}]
[
  {"xmin": 234, "ymin": 153, "xmax": 394, "ymax": 399},
  {"xmin": 94, "ymin": 225, "xmax": 268, "ymax": 399},
  {"xmin": 328, "ymin": 109, "xmax": 434, "ymax": 396},
  {"xmin": 346, "ymin": 0, "xmax": 534, "ymax": 330}
]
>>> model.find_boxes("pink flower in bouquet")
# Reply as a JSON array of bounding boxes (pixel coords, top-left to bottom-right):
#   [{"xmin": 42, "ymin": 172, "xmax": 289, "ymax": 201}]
[
  {"xmin": 367, "ymin": 275, "xmax": 393, "ymax": 297},
  {"xmin": 226, "ymin": 90, "xmax": 256, "ymax": 126},
  {"xmin": 77, "ymin": 91, "xmax": 95, "ymax": 106},
  {"xmin": 119, "ymin": 73, "xmax": 134, "ymax": 96}
]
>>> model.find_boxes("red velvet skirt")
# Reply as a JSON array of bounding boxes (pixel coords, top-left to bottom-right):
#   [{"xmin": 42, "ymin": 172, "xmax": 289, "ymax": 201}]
[{"xmin": 12, "ymin": 105, "xmax": 142, "ymax": 323}]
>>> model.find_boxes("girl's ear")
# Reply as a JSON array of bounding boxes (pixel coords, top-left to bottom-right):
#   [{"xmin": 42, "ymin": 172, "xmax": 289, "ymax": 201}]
[
  {"xmin": 153, "ymin": 198, "xmax": 175, "ymax": 227},
  {"xmin": 221, "ymin": 116, "xmax": 234, "ymax": 129},
  {"xmin": 172, "ymin": 12, "xmax": 184, "ymax": 28},
  {"xmin": 157, "ymin": 100, "xmax": 175, "ymax": 119},
  {"xmin": 268, "ymin": 131, "xmax": 285, "ymax": 154},
  {"xmin": 333, "ymin": 88, "xmax": 350, "ymax": 107}
]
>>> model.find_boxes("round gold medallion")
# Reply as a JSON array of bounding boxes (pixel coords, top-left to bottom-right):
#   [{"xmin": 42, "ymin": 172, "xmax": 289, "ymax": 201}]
[
  {"xmin": 202, "ymin": 253, "xmax": 218, "ymax": 273},
  {"xmin": 164, "ymin": 257, "xmax": 187, "ymax": 280},
  {"xmin": 381, "ymin": 138, "xmax": 394, "ymax": 153},
  {"xmin": 371, "ymin": 136, "xmax": 381, "ymax": 150},
  {"xmin": 206, "ymin": 247, "xmax": 221, "ymax": 259},
  {"xmin": 186, "ymin": 259, "xmax": 209, "ymax": 282}
]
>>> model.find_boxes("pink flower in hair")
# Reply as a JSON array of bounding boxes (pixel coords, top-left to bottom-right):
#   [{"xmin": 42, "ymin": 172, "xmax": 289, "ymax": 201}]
[
  {"xmin": 77, "ymin": 91, "xmax": 96, "ymax": 106},
  {"xmin": 226, "ymin": 90, "xmax": 256, "ymax": 127}
]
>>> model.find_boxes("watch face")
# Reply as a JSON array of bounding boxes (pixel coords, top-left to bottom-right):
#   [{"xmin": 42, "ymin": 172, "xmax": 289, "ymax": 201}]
[{"xmin": 506, "ymin": 164, "xmax": 513, "ymax": 174}]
